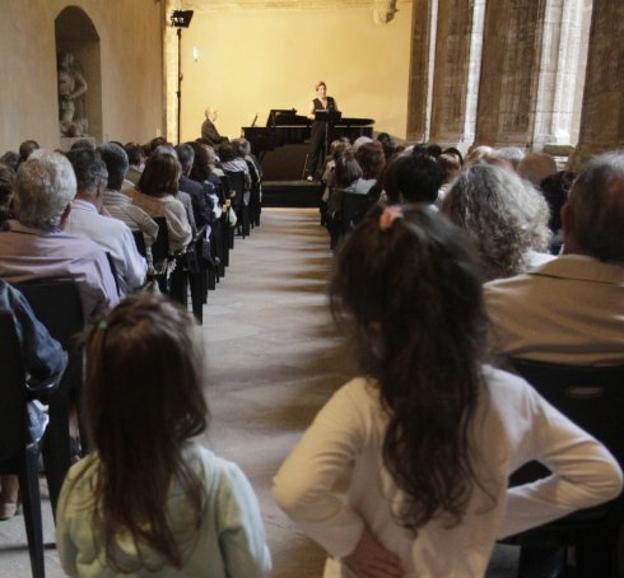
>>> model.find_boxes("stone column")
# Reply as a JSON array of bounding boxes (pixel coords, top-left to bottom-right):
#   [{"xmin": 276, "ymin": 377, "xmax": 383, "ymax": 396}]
[
  {"xmin": 428, "ymin": 0, "xmax": 486, "ymax": 153},
  {"xmin": 475, "ymin": 0, "xmax": 548, "ymax": 148},
  {"xmin": 406, "ymin": 0, "xmax": 438, "ymax": 142},
  {"xmin": 573, "ymin": 0, "xmax": 624, "ymax": 167},
  {"xmin": 532, "ymin": 0, "xmax": 588, "ymax": 150}
]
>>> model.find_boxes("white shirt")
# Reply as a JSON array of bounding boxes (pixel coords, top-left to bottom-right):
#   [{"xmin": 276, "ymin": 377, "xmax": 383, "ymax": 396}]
[
  {"xmin": 273, "ymin": 368, "xmax": 622, "ymax": 578},
  {"xmin": 485, "ymin": 254, "xmax": 624, "ymax": 364},
  {"xmin": 65, "ymin": 199, "xmax": 147, "ymax": 296}
]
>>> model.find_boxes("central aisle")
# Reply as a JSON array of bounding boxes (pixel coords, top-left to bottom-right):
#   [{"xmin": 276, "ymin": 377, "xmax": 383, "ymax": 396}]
[{"xmin": 198, "ymin": 208, "xmax": 353, "ymax": 578}]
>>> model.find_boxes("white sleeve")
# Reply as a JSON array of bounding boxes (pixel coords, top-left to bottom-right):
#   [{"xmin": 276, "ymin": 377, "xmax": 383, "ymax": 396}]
[
  {"xmin": 273, "ymin": 382, "xmax": 366, "ymax": 558},
  {"xmin": 119, "ymin": 225, "xmax": 148, "ymax": 291},
  {"xmin": 216, "ymin": 462, "xmax": 272, "ymax": 578},
  {"xmin": 500, "ymin": 386, "xmax": 623, "ymax": 538}
]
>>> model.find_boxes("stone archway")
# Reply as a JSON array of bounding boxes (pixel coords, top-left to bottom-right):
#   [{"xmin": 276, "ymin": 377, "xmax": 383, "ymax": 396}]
[{"xmin": 55, "ymin": 6, "xmax": 103, "ymax": 144}]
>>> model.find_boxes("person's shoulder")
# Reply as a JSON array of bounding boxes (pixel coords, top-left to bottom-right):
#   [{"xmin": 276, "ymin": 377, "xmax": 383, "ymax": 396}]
[{"xmin": 482, "ymin": 365, "xmax": 539, "ymax": 414}]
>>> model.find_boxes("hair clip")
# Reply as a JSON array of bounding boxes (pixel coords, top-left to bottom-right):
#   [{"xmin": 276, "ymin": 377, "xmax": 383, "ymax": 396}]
[
  {"xmin": 379, "ymin": 206, "xmax": 403, "ymax": 231},
  {"xmin": 97, "ymin": 319, "xmax": 108, "ymax": 331}
]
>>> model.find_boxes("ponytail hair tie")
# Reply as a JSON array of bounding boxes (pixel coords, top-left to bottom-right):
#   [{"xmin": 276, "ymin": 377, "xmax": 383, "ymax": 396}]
[{"xmin": 380, "ymin": 206, "xmax": 403, "ymax": 231}]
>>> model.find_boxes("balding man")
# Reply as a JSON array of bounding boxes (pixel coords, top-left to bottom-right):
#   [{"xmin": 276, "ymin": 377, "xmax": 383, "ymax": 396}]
[
  {"xmin": 200, "ymin": 106, "xmax": 227, "ymax": 146},
  {"xmin": 485, "ymin": 151, "xmax": 624, "ymax": 365},
  {"xmin": 0, "ymin": 150, "xmax": 118, "ymax": 319}
]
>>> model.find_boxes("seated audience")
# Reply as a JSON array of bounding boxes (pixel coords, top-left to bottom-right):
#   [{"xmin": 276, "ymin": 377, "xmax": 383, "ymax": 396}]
[
  {"xmin": 99, "ymin": 142, "xmax": 158, "ymax": 248},
  {"xmin": 124, "ymin": 142, "xmax": 145, "ymax": 186},
  {"xmin": 442, "ymin": 146, "xmax": 464, "ymax": 167},
  {"xmin": 436, "ymin": 151, "xmax": 462, "ymax": 201},
  {"xmin": 442, "ymin": 164, "xmax": 552, "ymax": 280},
  {"xmin": 354, "ymin": 141, "xmax": 385, "ymax": 194},
  {"xmin": 65, "ymin": 148, "xmax": 147, "ymax": 296},
  {"xmin": 383, "ymin": 149, "xmax": 445, "ymax": 205},
  {"xmin": 485, "ymin": 146, "xmax": 525, "ymax": 171},
  {"xmin": 274, "ymin": 205, "xmax": 622, "ymax": 578},
  {"xmin": 0, "ymin": 279, "xmax": 67, "ymax": 520},
  {"xmin": 485, "ymin": 151, "xmax": 624, "ymax": 365},
  {"xmin": 0, "ymin": 150, "xmax": 118, "ymax": 319},
  {"xmin": 18, "ymin": 140, "xmax": 39, "ymax": 164},
  {"xmin": 176, "ymin": 143, "xmax": 212, "ymax": 228},
  {"xmin": 540, "ymin": 170, "xmax": 576, "ymax": 254},
  {"xmin": 352, "ymin": 136, "xmax": 373, "ymax": 153},
  {"xmin": 518, "ymin": 152, "xmax": 557, "ymax": 187},
  {"xmin": 189, "ymin": 142, "xmax": 223, "ymax": 217},
  {"xmin": 465, "ymin": 144, "xmax": 493, "ymax": 167},
  {"xmin": 0, "ymin": 163, "xmax": 16, "ymax": 226},
  {"xmin": 56, "ymin": 294, "xmax": 271, "ymax": 577},
  {"xmin": 219, "ymin": 142, "xmax": 251, "ymax": 201},
  {"xmin": 376, "ymin": 132, "xmax": 397, "ymax": 161},
  {"xmin": 129, "ymin": 153, "xmax": 192, "ymax": 254},
  {"xmin": 0, "ymin": 151, "xmax": 20, "ymax": 172}
]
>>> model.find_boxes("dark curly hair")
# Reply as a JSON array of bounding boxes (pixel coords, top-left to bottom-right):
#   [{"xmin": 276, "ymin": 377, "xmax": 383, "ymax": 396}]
[{"xmin": 330, "ymin": 205, "xmax": 490, "ymax": 532}]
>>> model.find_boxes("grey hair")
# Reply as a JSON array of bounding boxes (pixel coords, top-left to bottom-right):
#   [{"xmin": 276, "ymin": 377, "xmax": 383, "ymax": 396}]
[
  {"xmin": 153, "ymin": 144, "xmax": 178, "ymax": 159},
  {"xmin": 443, "ymin": 164, "xmax": 551, "ymax": 280},
  {"xmin": 569, "ymin": 151, "xmax": 624, "ymax": 261},
  {"xmin": 488, "ymin": 146, "xmax": 526, "ymax": 170},
  {"xmin": 14, "ymin": 149, "xmax": 77, "ymax": 231},
  {"xmin": 98, "ymin": 142, "xmax": 129, "ymax": 191}
]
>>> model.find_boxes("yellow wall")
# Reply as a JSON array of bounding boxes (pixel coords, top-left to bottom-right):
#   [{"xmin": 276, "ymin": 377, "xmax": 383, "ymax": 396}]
[
  {"xmin": 0, "ymin": 0, "xmax": 164, "ymax": 152},
  {"xmin": 179, "ymin": 4, "xmax": 413, "ymax": 143}
]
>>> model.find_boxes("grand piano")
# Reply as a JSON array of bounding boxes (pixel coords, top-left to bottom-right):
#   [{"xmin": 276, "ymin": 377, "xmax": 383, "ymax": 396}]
[{"xmin": 242, "ymin": 109, "xmax": 374, "ymax": 160}]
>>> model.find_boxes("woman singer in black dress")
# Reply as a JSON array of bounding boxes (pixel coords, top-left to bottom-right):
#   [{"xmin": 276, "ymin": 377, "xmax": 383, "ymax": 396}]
[{"xmin": 306, "ymin": 81, "xmax": 338, "ymax": 181}]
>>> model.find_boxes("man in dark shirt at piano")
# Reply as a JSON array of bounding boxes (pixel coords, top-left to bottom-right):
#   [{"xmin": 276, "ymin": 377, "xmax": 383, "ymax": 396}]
[{"xmin": 201, "ymin": 107, "xmax": 228, "ymax": 146}]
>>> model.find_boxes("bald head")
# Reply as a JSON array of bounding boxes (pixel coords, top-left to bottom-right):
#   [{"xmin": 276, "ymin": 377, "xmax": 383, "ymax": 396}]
[
  {"xmin": 564, "ymin": 151, "xmax": 624, "ymax": 261},
  {"xmin": 518, "ymin": 152, "xmax": 557, "ymax": 186},
  {"xmin": 205, "ymin": 107, "xmax": 217, "ymax": 122}
]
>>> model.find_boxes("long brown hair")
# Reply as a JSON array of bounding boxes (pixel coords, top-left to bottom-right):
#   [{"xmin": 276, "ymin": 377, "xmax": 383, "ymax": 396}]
[
  {"xmin": 330, "ymin": 205, "xmax": 489, "ymax": 532},
  {"xmin": 82, "ymin": 294, "xmax": 208, "ymax": 571},
  {"xmin": 137, "ymin": 153, "xmax": 181, "ymax": 197}
]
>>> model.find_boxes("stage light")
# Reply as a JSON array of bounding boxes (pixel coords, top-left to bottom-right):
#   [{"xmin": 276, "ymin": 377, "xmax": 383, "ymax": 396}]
[{"xmin": 170, "ymin": 10, "xmax": 193, "ymax": 28}]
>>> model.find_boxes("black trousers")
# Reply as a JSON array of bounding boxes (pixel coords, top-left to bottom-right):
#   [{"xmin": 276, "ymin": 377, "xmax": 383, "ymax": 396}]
[{"xmin": 307, "ymin": 121, "xmax": 327, "ymax": 178}]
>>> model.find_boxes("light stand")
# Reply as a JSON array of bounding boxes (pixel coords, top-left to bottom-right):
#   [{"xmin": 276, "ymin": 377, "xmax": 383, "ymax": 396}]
[{"xmin": 170, "ymin": 10, "xmax": 194, "ymax": 144}]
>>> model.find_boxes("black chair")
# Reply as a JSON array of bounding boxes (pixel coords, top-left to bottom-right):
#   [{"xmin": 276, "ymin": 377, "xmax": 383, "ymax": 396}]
[
  {"xmin": 224, "ymin": 170, "xmax": 251, "ymax": 239},
  {"xmin": 245, "ymin": 158, "xmax": 262, "ymax": 228},
  {"xmin": 0, "ymin": 313, "xmax": 58, "ymax": 578},
  {"xmin": 15, "ymin": 279, "xmax": 85, "ymax": 518},
  {"xmin": 505, "ymin": 360, "xmax": 624, "ymax": 577},
  {"xmin": 149, "ymin": 216, "xmax": 170, "ymax": 294},
  {"xmin": 105, "ymin": 252, "xmax": 121, "ymax": 297},
  {"xmin": 132, "ymin": 230, "xmax": 147, "ymax": 259},
  {"xmin": 341, "ymin": 192, "xmax": 372, "ymax": 234}
]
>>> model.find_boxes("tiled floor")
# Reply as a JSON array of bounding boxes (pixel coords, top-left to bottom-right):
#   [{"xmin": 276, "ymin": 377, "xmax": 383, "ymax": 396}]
[{"xmin": 0, "ymin": 208, "xmax": 518, "ymax": 577}]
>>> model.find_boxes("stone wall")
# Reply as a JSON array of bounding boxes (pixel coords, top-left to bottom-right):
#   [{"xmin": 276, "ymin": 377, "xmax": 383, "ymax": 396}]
[{"xmin": 0, "ymin": 0, "xmax": 164, "ymax": 153}]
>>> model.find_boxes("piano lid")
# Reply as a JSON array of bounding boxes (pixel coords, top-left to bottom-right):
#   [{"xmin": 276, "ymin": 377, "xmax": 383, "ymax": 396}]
[{"xmin": 266, "ymin": 109, "xmax": 309, "ymax": 128}]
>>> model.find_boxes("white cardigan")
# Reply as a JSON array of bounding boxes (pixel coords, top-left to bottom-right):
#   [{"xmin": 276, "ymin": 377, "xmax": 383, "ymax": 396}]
[{"xmin": 273, "ymin": 367, "xmax": 622, "ymax": 578}]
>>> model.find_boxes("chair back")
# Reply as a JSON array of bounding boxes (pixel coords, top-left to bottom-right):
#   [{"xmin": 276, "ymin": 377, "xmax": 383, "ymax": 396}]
[
  {"xmin": 105, "ymin": 252, "xmax": 121, "ymax": 297},
  {"xmin": 132, "ymin": 230, "xmax": 147, "ymax": 258},
  {"xmin": 16, "ymin": 279, "xmax": 84, "ymax": 398},
  {"xmin": 151, "ymin": 216, "xmax": 169, "ymax": 263},
  {"xmin": 512, "ymin": 360, "xmax": 624, "ymax": 465},
  {"xmin": 341, "ymin": 192, "xmax": 372, "ymax": 233},
  {"xmin": 0, "ymin": 313, "xmax": 28, "ymax": 461},
  {"xmin": 224, "ymin": 171, "xmax": 246, "ymax": 210}
]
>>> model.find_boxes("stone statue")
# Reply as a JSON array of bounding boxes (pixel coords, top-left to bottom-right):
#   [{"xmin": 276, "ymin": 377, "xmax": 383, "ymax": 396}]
[
  {"xmin": 373, "ymin": 0, "xmax": 398, "ymax": 24},
  {"xmin": 57, "ymin": 52, "xmax": 88, "ymax": 137}
]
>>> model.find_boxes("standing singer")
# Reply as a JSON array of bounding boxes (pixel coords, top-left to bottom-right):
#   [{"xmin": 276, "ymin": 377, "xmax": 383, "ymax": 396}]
[{"xmin": 306, "ymin": 81, "xmax": 338, "ymax": 181}]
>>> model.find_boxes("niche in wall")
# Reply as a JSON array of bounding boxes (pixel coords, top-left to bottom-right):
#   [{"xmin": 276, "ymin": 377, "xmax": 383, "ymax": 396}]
[{"xmin": 55, "ymin": 6, "xmax": 103, "ymax": 143}]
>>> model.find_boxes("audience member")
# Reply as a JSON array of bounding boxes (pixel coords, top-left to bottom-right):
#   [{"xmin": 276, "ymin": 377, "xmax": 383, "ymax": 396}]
[
  {"xmin": 56, "ymin": 294, "xmax": 271, "ymax": 577},
  {"xmin": 383, "ymin": 150, "xmax": 445, "ymax": 205},
  {"xmin": 376, "ymin": 132, "xmax": 397, "ymax": 161},
  {"xmin": 98, "ymin": 142, "xmax": 158, "ymax": 249},
  {"xmin": 442, "ymin": 146, "xmax": 464, "ymax": 166},
  {"xmin": 130, "ymin": 153, "xmax": 192, "ymax": 253},
  {"xmin": 123, "ymin": 142, "xmax": 146, "ymax": 186},
  {"xmin": 0, "ymin": 279, "xmax": 67, "ymax": 520},
  {"xmin": 352, "ymin": 136, "xmax": 373, "ymax": 153},
  {"xmin": 465, "ymin": 144, "xmax": 493, "ymax": 167},
  {"xmin": 274, "ymin": 205, "xmax": 622, "ymax": 578},
  {"xmin": 0, "ymin": 163, "xmax": 16, "ymax": 226},
  {"xmin": 65, "ymin": 148, "xmax": 147, "ymax": 296},
  {"xmin": 18, "ymin": 140, "xmax": 39, "ymax": 163},
  {"xmin": 0, "ymin": 150, "xmax": 118, "ymax": 318},
  {"xmin": 518, "ymin": 152, "xmax": 557, "ymax": 187},
  {"xmin": 176, "ymin": 143, "xmax": 212, "ymax": 228},
  {"xmin": 485, "ymin": 151, "xmax": 624, "ymax": 365},
  {"xmin": 540, "ymin": 170, "xmax": 576, "ymax": 254},
  {"xmin": 443, "ymin": 164, "xmax": 552, "ymax": 280},
  {"xmin": 70, "ymin": 139, "xmax": 96, "ymax": 151},
  {"xmin": 486, "ymin": 146, "xmax": 525, "ymax": 171},
  {"xmin": 436, "ymin": 152, "xmax": 462, "ymax": 201},
  {"xmin": 0, "ymin": 151, "xmax": 20, "ymax": 172}
]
